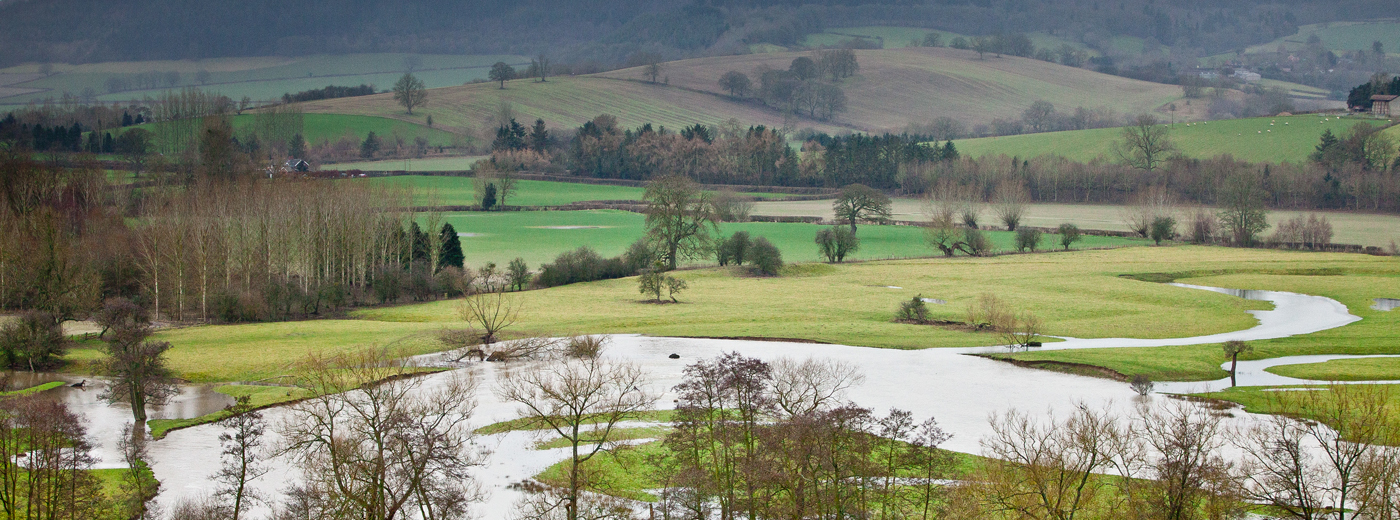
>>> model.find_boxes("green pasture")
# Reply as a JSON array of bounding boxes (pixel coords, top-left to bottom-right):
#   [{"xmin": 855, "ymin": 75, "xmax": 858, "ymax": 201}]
[
  {"xmin": 147, "ymin": 384, "xmax": 311, "ymax": 438},
  {"xmin": 357, "ymin": 246, "xmax": 1361, "ymax": 350},
  {"xmin": 431, "ymin": 209, "xmax": 1145, "ymax": 266},
  {"xmin": 327, "ymin": 156, "xmax": 486, "ymax": 172},
  {"xmin": 44, "ymin": 245, "xmax": 1390, "ymax": 385},
  {"xmin": 358, "ymin": 176, "xmax": 791, "ymax": 208},
  {"xmin": 952, "ymin": 114, "xmax": 1376, "ymax": 163},
  {"xmin": 115, "ymin": 113, "xmax": 457, "ymax": 147},
  {"xmin": 802, "ymin": 26, "xmax": 1094, "ymax": 56},
  {"xmin": 1245, "ymin": 21, "xmax": 1400, "ymax": 55},
  {"xmin": 998, "ymin": 272, "xmax": 1400, "ymax": 382},
  {"xmin": 0, "ymin": 53, "xmax": 530, "ymax": 107}
]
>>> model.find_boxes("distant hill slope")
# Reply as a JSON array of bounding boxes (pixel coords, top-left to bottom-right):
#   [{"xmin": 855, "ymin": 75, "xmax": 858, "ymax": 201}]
[
  {"xmin": 303, "ymin": 47, "xmax": 1184, "ymax": 135},
  {"xmin": 953, "ymin": 114, "xmax": 1379, "ymax": 164}
]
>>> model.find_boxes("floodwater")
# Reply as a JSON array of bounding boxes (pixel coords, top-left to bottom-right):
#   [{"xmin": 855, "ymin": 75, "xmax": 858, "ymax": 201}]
[
  {"xmin": 15, "ymin": 284, "xmax": 1390, "ymax": 517},
  {"xmin": 1374, "ymin": 298, "xmax": 1400, "ymax": 311}
]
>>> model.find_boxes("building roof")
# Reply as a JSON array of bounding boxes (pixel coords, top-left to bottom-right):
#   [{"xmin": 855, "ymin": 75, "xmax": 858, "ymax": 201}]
[{"xmin": 1372, "ymin": 94, "xmax": 1399, "ymax": 102}]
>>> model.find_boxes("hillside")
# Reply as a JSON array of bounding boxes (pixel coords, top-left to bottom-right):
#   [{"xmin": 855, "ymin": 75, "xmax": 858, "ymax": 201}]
[
  {"xmin": 303, "ymin": 47, "xmax": 1184, "ymax": 135},
  {"xmin": 597, "ymin": 47, "xmax": 1184, "ymax": 131},
  {"xmin": 953, "ymin": 114, "xmax": 1379, "ymax": 164}
]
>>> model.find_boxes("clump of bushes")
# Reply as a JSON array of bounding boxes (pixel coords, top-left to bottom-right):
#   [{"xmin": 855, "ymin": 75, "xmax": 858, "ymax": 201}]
[
  {"xmin": 1058, "ymin": 223, "xmax": 1082, "ymax": 250},
  {"xmin": 533, "ymin": 245, "xmax": 639, "ymax": 288},
  {"xmin": 747, "ymin": 237, "xmax": 783, "ymax": 276},
  {"xmin": 895, "ymin": 295, "xmax": 931, "ymax": 323},
  {"xmin": 815, "ymin": 226, "xmax": 859, "ymax": 262},
  {"xmin": 1014, "ymin": 228, "xmax": 1042, "ymax": 252},
  {"xmin": 0, "ymin": 311, "xmax": 67, "ymax": 371},
  {"xmin": 717, "ymin": 232, "xmax": 752, "ymax": 266},
  {"xmin": 638, "ymin": 265, "xmax": 688, "ymax": 303}
]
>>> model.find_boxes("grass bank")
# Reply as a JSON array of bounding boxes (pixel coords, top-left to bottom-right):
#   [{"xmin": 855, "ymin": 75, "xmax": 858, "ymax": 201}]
[{"xmin": 997, "ymin": 271, "xmax": 1400, "ymax": 382}]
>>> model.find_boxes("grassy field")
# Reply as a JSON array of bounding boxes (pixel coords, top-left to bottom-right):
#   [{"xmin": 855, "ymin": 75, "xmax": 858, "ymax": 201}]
[
  {"xmin": 801, "ymin": 26, "xmax": 1096, "ymax": 57},
  {"xmin": 147, "ymin": 384, "xmax": 311, "ymax": 438},
  {"xmin": 356, "ymin": 246, "xmax": 1376, "ymax": 349},
  {"xmin": 116, "ymin": 113, "xmax": 459, "ymax": 147},
  {"xmin": 998, "ymin": 271, "xmax": 1400, "ymax": 382},
  {"xmin": 597, "ymin": 48, "xmax": 1182, "ymax": 131},
  {"xmin": 327, "ymin": 156, "xmax": 487, "ymax": 172},
  {"xmin": 0, "ymin": 53, "xmax": 530, "ymax": 107},
  {"xmin": 427, "ymin": 209, "xmax": 1145, "ymax": 266},
  {"xmin": 357, "ymin": 176, "xmax": 792, "ymax": 208},
  {"xmin": 302, "ymin": 47, "xmax": 1183, "ymax": 136},
  {"xmin": 1243, "ymin": 21, "xmax": 1400, "ymax": 56},
  {"xmin": 952, "ymin": 114, "xmax": 1377, "ymax": 164},
  {"xmin": 750, "ymin": 199, "xmax": 1400, "ymax": 249},
  {"xmin": 49, "ymin": 245, "xmax": 1390, "ymax": 385}
]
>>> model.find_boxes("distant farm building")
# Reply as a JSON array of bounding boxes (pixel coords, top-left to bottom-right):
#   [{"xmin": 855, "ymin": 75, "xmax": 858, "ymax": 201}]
[
  {"xmin": 1232, "ymin": 70, "xmax": 1262, "ymax": 82},
  {"xmin": 1372, "ymin": 95, "xmax": 1398, "ymax": 117}
]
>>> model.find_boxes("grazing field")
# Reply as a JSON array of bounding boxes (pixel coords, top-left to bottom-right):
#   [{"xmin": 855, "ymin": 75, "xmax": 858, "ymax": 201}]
[
  {"xmin": 0, "ymin": 53, "xmax": 530, "ymax": 107},
  {"xmin": 952, "ymin": 114, "xmax": 1377, "ymax": 163},
  {"xmin": 1243, "ymin": 21, "xmax": 1400, "ymax": 56},
  {"xmin": 431, "ymin": 209, "xmax": 1145, "ymax": 266},
  {"xmin": 800, "ymin": 26, "xmax": 1095, "ymax": 56},
  {"xmin": 598, "ymin": 47, "xmax": 1183, "ymax": 130},
  {"xmin": 357, "ymin": 176, "xmax": 791, "ymax": 208},
  {"xmin": 997, "ymin": 272, "xmax": 1400, "ymax": 382},
  {"xmin": 66, "ymin": 245, "xmax": 1394, "ymax": 385},
  {"xmin": 304, "ymin": 47, "xmax": 1183, "ymax": 135},
  {"xmin": 116, "ymin": 113, "xmax": 459, "ymax": 147},
  {"xmin": 751, "ymin": 199, "xmax": 1400, "ymax": 249},
  {"xmin": 326, "ymin": 156, "xmax": 487, "ymax": 172},
  {"xmin": 359, "ymin": 246, "xmax": 1377, "ymax": 346},
  {"xmin": 1192, "ymin": 384, "xmax": 1400, "ymax": 436}
]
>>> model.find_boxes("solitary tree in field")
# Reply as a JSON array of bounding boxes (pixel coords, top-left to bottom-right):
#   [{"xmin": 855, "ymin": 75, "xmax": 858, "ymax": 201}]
[
  {"xmin": 645, "ymin": 62, "xmax": 664, "ymax": 83},
  {"xmin": 833, "ymin": 183, "xmax": 892, "ymax": 234},
  {"xmin": 718, "ymin": 70, "xmax": 752, "ymax": 97},
  {"xmin": 1113, "ymin": 114, "xmax": 1177, "ymax": 173},
  {"xmin": 392, "ymin": 73, "xmax": 427, "ymax": 114},
  {"xmin": 1058, "ymin": 223, "xmax": 1082, "ymax": 250},
  {"xmin": 489, "ymin": 62, "xmax": 515, "ymax": 89},
  {"xmin": 643, "ymin": 175, "xmax": 719, "ymax": 270},
  {"xmin": 1218, "ymin": 171, "xmax": 1270, "ymax": 247},
  {"xmin": 1223, "ymin": 340, "xmax": 1252, "ymax": 387},
  {"xmin": 533, "ymin": 53, "xmax": 550, "ymax": 82}
]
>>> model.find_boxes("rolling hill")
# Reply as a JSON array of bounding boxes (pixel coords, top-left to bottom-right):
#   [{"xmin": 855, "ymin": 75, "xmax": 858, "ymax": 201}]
[
  {"xmin": 301, "ymin": 47, "xmax": 1185, "ymax": 136},
  {"xmin": 953, "ymin": 114, "xmax": 1381, "ymax": 164}
]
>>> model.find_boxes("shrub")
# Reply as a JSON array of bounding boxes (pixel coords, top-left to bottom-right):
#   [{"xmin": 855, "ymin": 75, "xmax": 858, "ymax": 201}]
[
  {"xmin": 717, "ymin": 231, "xmax": 752, "ymax": 266},
  {"xmin": 1149, "ymin": 216, "xmax": 1177, "ymax": 245},
  {"xmin": 815, "ymin": 226, "xmax": 860, "ymax": 263},
  {"xmin": 1058, "ymin": 223, "xmax": 1082, "ymax": 250},
  {"xmin": 624, "ymin": 239, "xmax": 659, "ymax": 273},
  {"xmin": 1014, "ymin": 228, "xmax": 1042, "ymax": 252},
  {"xmin": 747, "ymin": 237, "xmax": 783, "ymax": 276},
  {"xmin": 962, "ymin": 228, "xmax": 991, "ymax": 256},
  {"xmin": 534, "ymin": 247, "xmax": 635, "ymax": 288},
  {"xmin": 665, "ymin": 276, "xmax": 688, "ymax": 302},
  {"xmin": 0, "ymin": 311, "xmax": 67, "ymax": 371},
  {"xmin": 896, "ymin": 295, "xmax": 931, "ymax": 323},
  {"xmin": 565, "ymin": 335, "xmax": 607, "ymax": 359},
  {"xmin": 1187, "ymin": 208, "xmax": 1216, "ymax": 244},
  {"xmin": 507, "ymin": 258, "xmax": 532, "ymax": 291}
]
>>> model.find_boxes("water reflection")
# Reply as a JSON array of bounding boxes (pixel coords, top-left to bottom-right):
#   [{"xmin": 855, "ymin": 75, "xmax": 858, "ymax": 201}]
[{"xmin": 1, "ymin": 372, "xmax": 234, "ymax": 469}]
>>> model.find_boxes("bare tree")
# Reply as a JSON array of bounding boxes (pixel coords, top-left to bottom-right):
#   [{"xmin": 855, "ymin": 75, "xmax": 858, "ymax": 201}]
[
  {"xmin": 769, "ymin": 357, "xmax": 865, "ymax": 418},
  {"xmin": 214, "ymin": 397, "xmax": 268, "ymax": 520},
  {"xmin": 643, "ymin": 175, "xmax": 718, "ymax": 270},
  {"xmin": 998, "ymin": 310, "xmax": 1044, "ymax": 351},
  {"xmin": 1120, "ymin": 185, "xmax": 1177, "ymax": 238},
  {"xmin": 99, "ymin": 316, "xmax": 178, "ymax": 423},
  {"xmin": 1133, "ymin": 400, "xmax": 1240, "ymax": 520},
  {"xmin": 496, "ymin": 357, "xmax": 656, "ymax": 520},
  {"xmin": 458, "ymin": 289, "xmax": 521, "ymax": 346},
  {"xmin": 991, "ymin": 180, "xmax": 1030, "ymax": 231},
  {"xmin": 1113, "ymin": 114, "xmax": 1176, "ymax": 173},
  {"xmin": 278, "ymin": 347, "xmax": 483, "ymax": 520},
  {"xmin": 392, "ymin": 73, "xmax": 428, "ymax": 114},
  {"xmin": 972, "ymin": 404, "xmax": 1133, "ymax": 519}
]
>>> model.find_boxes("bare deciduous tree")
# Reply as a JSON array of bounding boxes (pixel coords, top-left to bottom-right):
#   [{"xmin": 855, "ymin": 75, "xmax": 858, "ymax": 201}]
[
  {"xmin": 458, "ymin": 289, "xmax": 521, "ymax": 346},
  {"xmin": 496, "ymin": 357, "xmax": 656, "ymax": 520},
  {"xmin": 214, "ymin": 397, "xmax": 268, "ymax": 520},
  {"xmin": 1113, "ymin": 114, "xmax": 1177, "ymax": 173},
  {"xmin": 278, "ymin": 347, "xmax": 483, "ymax": 520},
  {"xmin": 769, "ymin": 357, "xmax": 865, "ymax": 418},
  {"xmin": 991, "ymin": 180, "xmax": 1030, "ymax": 231}
]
